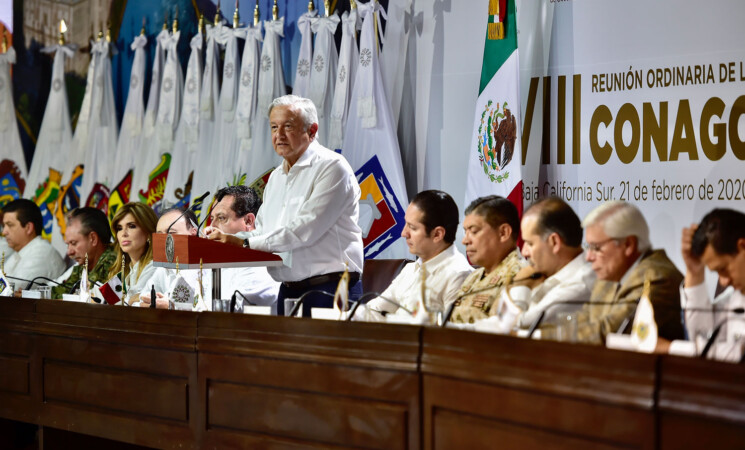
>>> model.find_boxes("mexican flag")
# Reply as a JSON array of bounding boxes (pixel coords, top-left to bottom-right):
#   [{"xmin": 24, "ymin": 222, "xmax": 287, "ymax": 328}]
[
  {"xmin": 100, "ymin": 272, "xmax": 125, "ymax": 305},
  {"xmin": 464, "ymin": 0, "xmax": 523, "ymax": 216}
]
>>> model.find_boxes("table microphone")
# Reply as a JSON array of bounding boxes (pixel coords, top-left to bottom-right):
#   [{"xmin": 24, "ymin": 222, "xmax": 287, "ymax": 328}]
[
  {"xmin": 230, "ymin": 290, "xmax": 255, "ymax": 313},
  {"xmin": 525, "ymin": 299, "xmax": 641, "ymax": 338},
  {"xmin": 699, "ymin": 308, "xmax": 745, "ymax": 359},
  {"xmin": 7, "ymin": 275, "xmax": 64, "ymax": 290},
  {"xmin": 287, "ymin": 290, "xmax": 336, "ymax": 317}
]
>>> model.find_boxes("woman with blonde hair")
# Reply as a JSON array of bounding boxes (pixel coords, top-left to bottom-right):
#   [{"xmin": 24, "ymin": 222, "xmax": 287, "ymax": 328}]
[{"xmin": 105, "ymin": 202, "xmax": 159, "ymax": 305}]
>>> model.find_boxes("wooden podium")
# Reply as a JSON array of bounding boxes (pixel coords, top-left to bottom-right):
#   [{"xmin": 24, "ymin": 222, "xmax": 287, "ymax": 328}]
[{"xmin": 152, "ymin": 234, "xmax": 283, "ymax": 299}]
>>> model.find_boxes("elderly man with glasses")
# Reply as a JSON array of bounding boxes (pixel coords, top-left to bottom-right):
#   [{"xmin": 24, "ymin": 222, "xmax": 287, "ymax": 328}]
[{"xmin": 541, "ymin": 201, "xmax": 684, "ymax": 344}]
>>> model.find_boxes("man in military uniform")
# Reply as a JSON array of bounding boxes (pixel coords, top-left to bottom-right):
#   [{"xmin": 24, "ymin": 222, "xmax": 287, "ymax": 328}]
[
  {"xmin": 450, "ymin": 196, "xmax": 526, "ymax": 324},
  {"xmin": 53, "ymin": 208, "xmax": 116, "ymax": 299}
]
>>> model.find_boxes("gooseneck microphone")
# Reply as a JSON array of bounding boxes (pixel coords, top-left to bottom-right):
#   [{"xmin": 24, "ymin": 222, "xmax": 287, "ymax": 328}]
[
  {"xmin": 7, "ymin": 275, "xmax": 62, "ymax": 290},
  {"xmin": 699, "ymin": 308, "xmax": 745, "ymax": 359},
  {"xmin": 287, "ymin": 290, "xmax": 336, "ymax": 317},
  {"xmin": 21, "ymin": 276, "xmax": 64, "ymax": 290},
  {"xmin": 525, "ymin": 299, "xmax": 641, "ymax": 338},
  {"xmin": 230, "ymin": 290, "xmax": 255, "ymax": 313},
  {"xmin": 165, "ymin": 191, "xmax": 210, "ymax": 234}
]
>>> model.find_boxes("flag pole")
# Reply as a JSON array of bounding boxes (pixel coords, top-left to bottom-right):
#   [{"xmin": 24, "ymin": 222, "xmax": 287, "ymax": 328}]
[
  {"xmin": 373, "ymin": 0, "xmax": 379, "ymax": 54},
  {"xmin": 233, "ymin": 0, "xmax": 240, "ymax": 28}
]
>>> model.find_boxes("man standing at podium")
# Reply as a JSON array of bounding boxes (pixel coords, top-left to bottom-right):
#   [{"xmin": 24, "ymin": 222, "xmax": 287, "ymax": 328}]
[{"xmin": 208, "ymin": 95, "xmax": 364, "ymax": 316}]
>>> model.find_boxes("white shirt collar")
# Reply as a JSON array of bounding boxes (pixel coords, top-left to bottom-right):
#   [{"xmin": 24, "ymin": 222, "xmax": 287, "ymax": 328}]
[
  {"xmin": 620, "ymin": 253, "xmax": 644, "ymax": 286},
  {"xmin": 417, "ymin": 244, "xmax": 458, "ymax": 272},
  {"xmin": 17, "ymin": 236, "xmax": 44, "ymax": 257},
  {"xmin": 547, "ymin": 252, "xmax": 587, "ymax": 285},
  {"xmin": 282, "ymin": 140, "xmax": 318, "ymax": 174}
]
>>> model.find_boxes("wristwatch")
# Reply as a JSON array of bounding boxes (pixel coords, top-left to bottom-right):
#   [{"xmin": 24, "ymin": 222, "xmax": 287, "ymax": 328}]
[{"xmin": 243, "ymin": 238, "xmax": 250, "ymax": 248}]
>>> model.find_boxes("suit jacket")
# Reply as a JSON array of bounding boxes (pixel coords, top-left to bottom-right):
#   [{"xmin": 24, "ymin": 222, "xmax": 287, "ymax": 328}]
[{"xmin": 542, "ymin": 249, "xmax": 684, "ymax": 344}]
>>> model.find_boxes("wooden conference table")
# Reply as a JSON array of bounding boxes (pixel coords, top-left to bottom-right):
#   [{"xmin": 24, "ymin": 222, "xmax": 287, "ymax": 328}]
[{"xmin": 0, "ymin": 297, "xmax": 742, "ymax": 449}]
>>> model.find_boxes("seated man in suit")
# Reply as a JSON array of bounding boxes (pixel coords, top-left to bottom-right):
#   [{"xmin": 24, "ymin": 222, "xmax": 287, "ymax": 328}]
[
  {"xmin": 354, "ymin": 190, "xmax": 473, "ymax": 322},
  {"xmin": 52, "ymin": 207, "xmax": 117, "ymax": 299},
  {"xmin": 667, "ymin": 209, "xmax": 745, "ymax": 362},
  {"xmin": 2, "ymin": 199, "xmax": 65, "ymax": 287},
  {"xmin": 208, "ymin": 185, "xmax": 279, "ymax": 313},
  {"xmin": 541, "ymin": 201, "xmax": 684, "ymax": 344}
]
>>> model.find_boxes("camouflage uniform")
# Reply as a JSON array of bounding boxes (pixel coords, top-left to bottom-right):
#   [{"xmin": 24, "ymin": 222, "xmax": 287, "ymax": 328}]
[
  {"xmin": 52, "ymin": 246, "xmax": 117, "ymax": 299},
  {"xmin": 450, "ymin": 249, "xmax": 525, "ymax": 324}
]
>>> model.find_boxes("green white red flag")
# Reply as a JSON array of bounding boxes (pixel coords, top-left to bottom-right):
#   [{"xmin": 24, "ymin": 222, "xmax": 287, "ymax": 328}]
[{"xmin": 465, "ymin": 0, "xmax": 523, "ymax": 216}]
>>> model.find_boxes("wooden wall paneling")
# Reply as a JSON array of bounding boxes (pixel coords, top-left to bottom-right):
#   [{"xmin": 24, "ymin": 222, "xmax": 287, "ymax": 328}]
[
  {"xmin": 0, "ymin": 297, "xmax": 38, "ymax": 425},
  {"xmin": 421, "ymin": 327, "xmax": 658, "ymax": 449},
  {"xmin": 197, "ymin": 313, "xmax": 422, "ymax": 449},
  {"xmin": 658, "ymin": 355, "xmax": 745, "ymax": 449},
  {"xmin": 32, "ymin": 300, "xmax": 200, "ymax": 449}
]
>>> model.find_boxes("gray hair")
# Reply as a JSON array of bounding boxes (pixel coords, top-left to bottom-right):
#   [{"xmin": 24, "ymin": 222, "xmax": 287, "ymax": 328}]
[
  {"xmin": 582, "ymin": 201, "xmax": 651, "ymax": 252},
  {"xmin": 268, "ymin": 95, "xmax": 319, "ymax": 131}
]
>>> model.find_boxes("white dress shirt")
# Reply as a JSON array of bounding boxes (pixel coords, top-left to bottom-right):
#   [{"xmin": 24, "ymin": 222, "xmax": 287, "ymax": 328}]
[
  {"xmin": 237, "ymin": 140, "xmax": 364, "ymax": 282},
  {"xmin": 516, "ymin": 252, "xmax": 596, "ymax": 328},
  {"xmin": 223, "ymin": 267, "xmax": 280, "ymax": 312},
  {"xmin": 5, "ymin": 236, "xmax": 66, "ymax": 285},
  {"xmin": 92, "ymin": 260, "xmax": 159, "ymax": 305},
  {"xmin": 126, "ymin": 260, "xmax": 158, "ymax": 299},
  {"xmin": 675, "ymin": 283, "xmax": 745, "ymax": 362},
  {"xmin": 0, "ymin": 237, "xmax": 14, "ymax": 260},
  {"xmin": 355, "ymin": 244, "xmax": 474, "ymax": 322}
]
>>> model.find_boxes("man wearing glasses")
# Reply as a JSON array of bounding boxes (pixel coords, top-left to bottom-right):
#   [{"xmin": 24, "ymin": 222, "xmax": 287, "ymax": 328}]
[{"xmin": 541, "ymin": 201, "xmax": 684, "ymax": 344}]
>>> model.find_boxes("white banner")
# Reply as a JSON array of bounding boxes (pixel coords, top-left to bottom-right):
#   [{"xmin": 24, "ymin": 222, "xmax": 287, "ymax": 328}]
[{"xmin": 519, "ymin": 0, "xmax": 745, "ymax": 270}]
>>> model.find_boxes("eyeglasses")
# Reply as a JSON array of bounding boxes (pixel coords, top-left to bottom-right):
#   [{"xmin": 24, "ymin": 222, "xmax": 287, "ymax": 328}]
[{"xmin": 582, "ymin": 238, "xmax": 620, "ymax": 253}]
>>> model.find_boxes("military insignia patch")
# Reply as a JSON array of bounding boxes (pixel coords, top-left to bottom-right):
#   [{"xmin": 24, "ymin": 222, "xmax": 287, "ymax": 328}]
[{"xmin": 355, "ymin": 155, "xmax": 405, "ymax": 259}]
